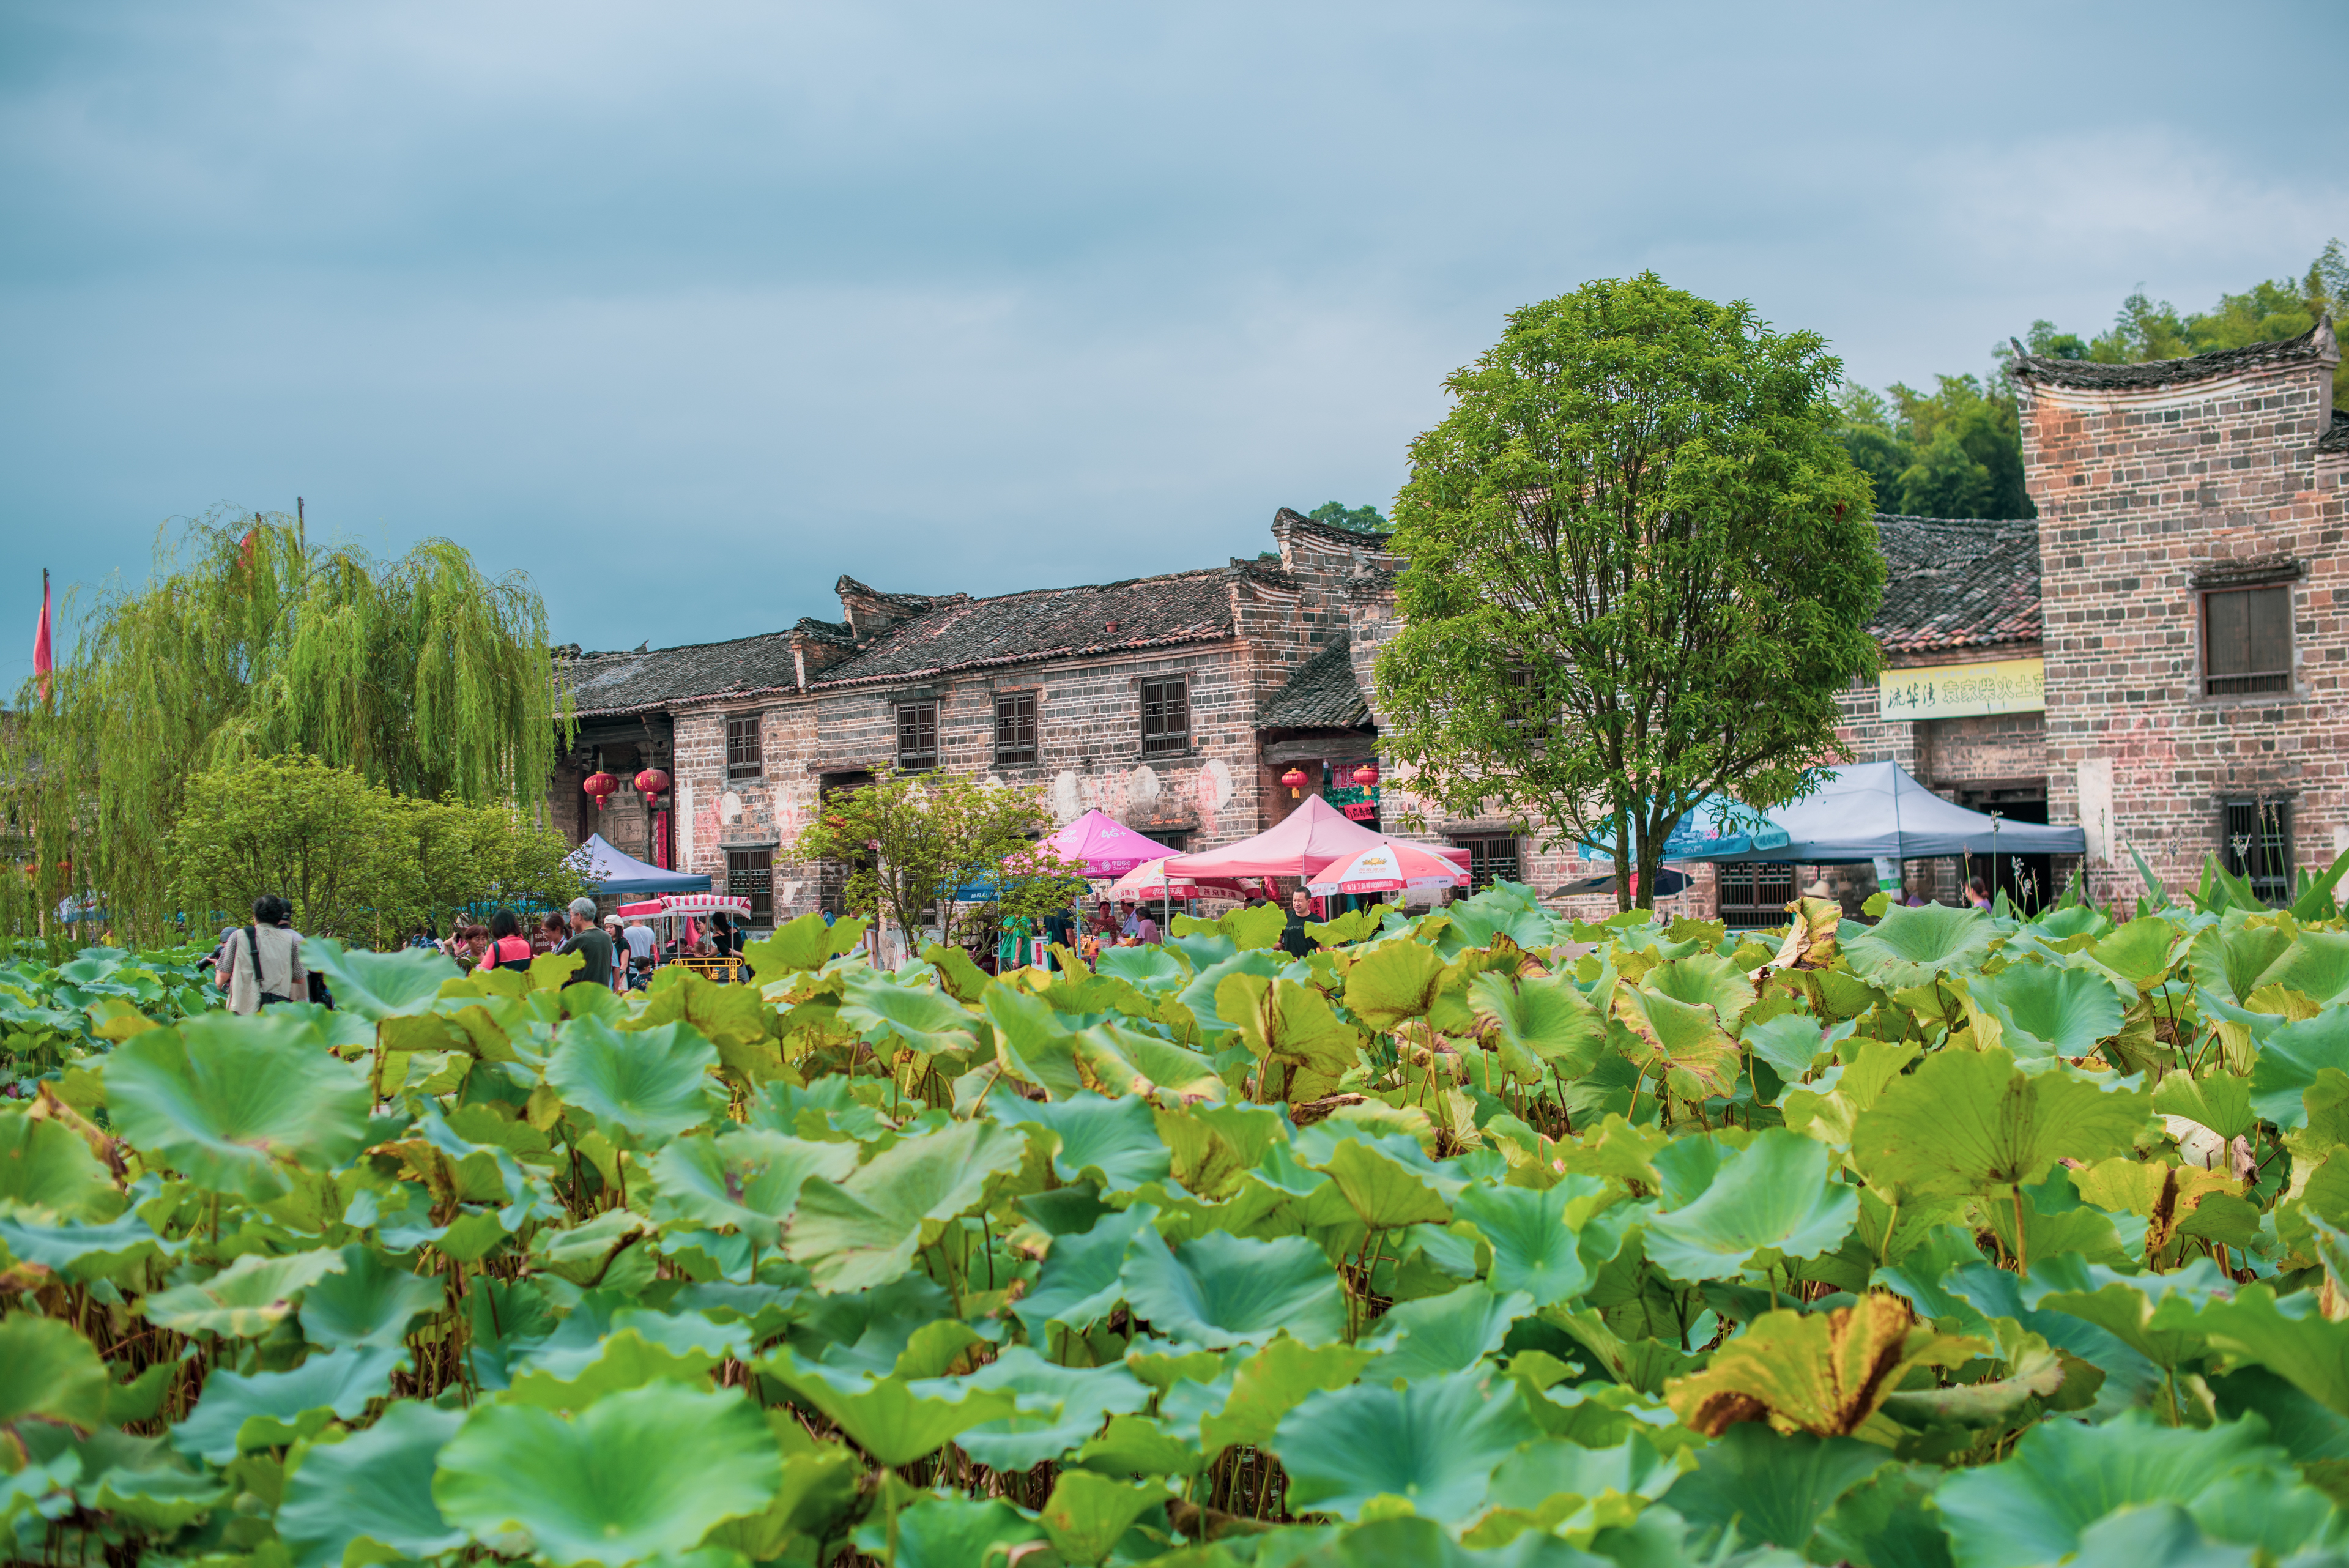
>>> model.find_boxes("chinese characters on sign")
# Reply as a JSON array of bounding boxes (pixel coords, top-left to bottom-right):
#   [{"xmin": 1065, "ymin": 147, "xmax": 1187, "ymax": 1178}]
[{"xmin": 1879, "ymin": 657, "xmax": 2045, "ymax": 721}]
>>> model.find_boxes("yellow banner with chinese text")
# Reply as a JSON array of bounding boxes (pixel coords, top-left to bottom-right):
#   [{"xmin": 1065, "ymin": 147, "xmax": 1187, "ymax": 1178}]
[{"xmin": 1879, "ymin": 656, "xmax": 2044, "ymax": 721}]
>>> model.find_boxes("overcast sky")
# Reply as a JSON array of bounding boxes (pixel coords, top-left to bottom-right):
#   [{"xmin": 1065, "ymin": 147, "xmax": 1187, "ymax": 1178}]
[{"xmin": 3, "ymin": 1, "xmax": 2343, "ymax": 678}]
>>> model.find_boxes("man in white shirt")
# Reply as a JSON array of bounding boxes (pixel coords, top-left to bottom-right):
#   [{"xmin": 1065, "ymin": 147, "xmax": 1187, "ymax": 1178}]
[{"xmin": 619, "ymin": 918, "xmax": 657, "ymax": 986}]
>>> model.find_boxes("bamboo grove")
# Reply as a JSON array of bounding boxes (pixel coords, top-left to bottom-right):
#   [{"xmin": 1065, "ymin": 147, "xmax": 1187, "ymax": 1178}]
[
  {"xmin": 3, "ymin": 511, "xmax": 568, "ymax": 945},
  {"xmin": 6, "ymin": 864, "xmax": 2349, "ymax": 1566}
]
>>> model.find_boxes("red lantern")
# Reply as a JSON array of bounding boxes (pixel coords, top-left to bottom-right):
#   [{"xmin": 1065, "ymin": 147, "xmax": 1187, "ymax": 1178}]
[
  {"xmin": 1352, "ymin": 762, "xmax": 1379, "ymax": 788},
  {"xmin": 1280, "ymin": 766, "xmax": 1308, "ymax": 800},
  {"xmin": 583, "ymin": 770, "xmax": 618, "ymax": 810},
  {"xmin": 634, "ymin": 767, "xmax": 671, "ymax": 798}
]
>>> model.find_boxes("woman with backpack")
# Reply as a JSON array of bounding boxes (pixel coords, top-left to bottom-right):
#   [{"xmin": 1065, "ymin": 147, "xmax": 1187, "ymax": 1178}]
[
  {"xmin": 217, "ymin": 895, "xmax": 307, "ymax": 1015},
  {"xmin": 482, "ymin": 908, "xmax": 535, "ymax": 972}
]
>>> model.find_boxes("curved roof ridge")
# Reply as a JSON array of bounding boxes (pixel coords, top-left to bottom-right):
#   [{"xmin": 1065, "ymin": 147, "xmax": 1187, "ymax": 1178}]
[{"xmin": 2009, "ymin": 319, "xmax": 2336, "ymax": 391}]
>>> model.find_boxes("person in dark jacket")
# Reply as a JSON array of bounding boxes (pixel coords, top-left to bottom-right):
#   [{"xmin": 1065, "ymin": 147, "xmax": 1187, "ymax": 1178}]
[{"xmin": 1278, "ymin": 890, "xmax": 1319, "ymax": 959}]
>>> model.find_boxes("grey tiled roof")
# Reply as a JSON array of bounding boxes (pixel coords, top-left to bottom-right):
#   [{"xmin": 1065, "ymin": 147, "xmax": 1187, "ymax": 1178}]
[
  {"xmin": 1871, "ymin": 514, "xmax": 2040, "ymax": 653},
  {"xmin": 565, "ymin": 631, "xmax": 801, "ymax": 718},
  {"xmin": 2010, "ymin": 321, "xmax": 2334, "ymax": 390},
  {"xmin": 1257, "ymin": 636, "xmax": 1371, "ymax": 729},
  {"xmin": 807, "ymin": 567, "xmax": 1245, "ymax": 688},
  {"xmin": 2321, "ymin": 409, "xmax": 2349, "ymax": 454}
]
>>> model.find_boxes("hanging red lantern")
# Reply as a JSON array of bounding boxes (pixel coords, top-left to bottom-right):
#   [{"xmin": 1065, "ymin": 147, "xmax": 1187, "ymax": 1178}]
[
  {"xmin": 583, "ymin": 770, "xmax": 618, "ymax": 810},
  {"xmin": 634, "ymin": 767, "xmax": 671, "ymax": 798},
  {"xmin": 1280, "ymin": 766, "xmax": 1308, "ymax": 800},
  {"xmin": 1352, "ymin": 762, "xmax": 1379, "ymax": 788}
]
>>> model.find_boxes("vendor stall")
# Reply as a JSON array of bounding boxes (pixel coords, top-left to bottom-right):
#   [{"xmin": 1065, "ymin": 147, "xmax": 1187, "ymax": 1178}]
[{"xmin": 566, "ymin": 833, "xmax": 713, "ymax": 895}]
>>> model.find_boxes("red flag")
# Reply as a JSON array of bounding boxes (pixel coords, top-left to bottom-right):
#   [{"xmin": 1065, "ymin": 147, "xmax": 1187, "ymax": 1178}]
[{"xmin": 32, "ymin": 568, "xmax": 51, "ymax": 704}]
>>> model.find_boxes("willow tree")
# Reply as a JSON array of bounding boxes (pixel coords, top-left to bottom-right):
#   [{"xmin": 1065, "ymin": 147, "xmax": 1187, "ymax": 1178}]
[
  {"xmin": 1373, "ymin": 275, "xmax": 1885, "ymax": 911},
  {"xmin": 6, "ymin": 508, "xmax": 569, "ymax": 942}
]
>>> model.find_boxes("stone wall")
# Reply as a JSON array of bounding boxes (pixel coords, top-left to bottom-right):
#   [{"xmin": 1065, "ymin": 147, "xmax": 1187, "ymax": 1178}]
[{"xmin": 2022, "ymin": 333, "xmax": 2348, "ymax": 906}]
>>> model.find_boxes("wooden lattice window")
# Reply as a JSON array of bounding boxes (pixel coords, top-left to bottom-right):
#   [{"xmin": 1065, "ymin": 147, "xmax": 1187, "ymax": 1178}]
[
  {"xmin": 2205, "ymin": 584, "xmax": 2292, "ymax": 696},
  {"xmin": 725, "ymin": 716, "xmax": 762, "ymax": 779},
  {"xmin": 995, "ymin": 692, "xmax": 1036, "ymax": 764},
  {"xmin": 897, "ymin": 702, "xmax": 938, "ymax": 770},
  {"xmin": 1141, "ymin": 677, "xmax": 1190, "ymax": 756}
]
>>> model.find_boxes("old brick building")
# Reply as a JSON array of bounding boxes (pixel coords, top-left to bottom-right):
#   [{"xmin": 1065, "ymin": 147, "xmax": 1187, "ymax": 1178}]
[{"xmin": 555, "ymin": 321, "xmax": 2344, "ymax": 927}]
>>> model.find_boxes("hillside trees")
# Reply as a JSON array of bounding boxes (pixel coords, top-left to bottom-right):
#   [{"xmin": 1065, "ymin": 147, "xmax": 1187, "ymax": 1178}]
[
  {"xmin": 1374, "ymin": 273, "xmax": 1884, "ymax": 911},
  {"xmin": 4, "ymin": 510, "xmax": 569, "ymax": 940}
]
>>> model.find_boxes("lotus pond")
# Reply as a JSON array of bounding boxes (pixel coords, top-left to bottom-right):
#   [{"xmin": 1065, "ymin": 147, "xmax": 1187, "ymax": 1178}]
[{"xmin": 6, "ymin": 874, "xmax": 2349, "ymax": 1567}]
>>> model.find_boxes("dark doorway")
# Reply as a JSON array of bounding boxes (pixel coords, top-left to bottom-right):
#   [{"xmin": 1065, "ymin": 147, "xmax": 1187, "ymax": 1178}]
[{"xmin": 1956, "ymin": 782, "xmax": 2051, "ymax": 914}]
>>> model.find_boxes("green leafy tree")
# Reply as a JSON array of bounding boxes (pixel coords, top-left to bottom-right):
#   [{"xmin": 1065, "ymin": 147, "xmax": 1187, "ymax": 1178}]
[
  {"xmin": 1834, "ymin": 375, "xmax": 2032, "ymax": 519},
  {"xmin": 794, "ymin": 767, "xmax": 1060, "ymax": 953},
  {"xmin": 1306, "ymin": 501, "xmax": 1390, "ymax": 533},
  {"xmin": 6, "ymin": 510, "xmax": 567, "ymax": 941},
  {"xmin": 167, "ymin": 754, "xmax": 582, "ymax": 945},
  {"xmin": 1374, "ymin": 273, "xmax": 1884, "ymax": 910}
]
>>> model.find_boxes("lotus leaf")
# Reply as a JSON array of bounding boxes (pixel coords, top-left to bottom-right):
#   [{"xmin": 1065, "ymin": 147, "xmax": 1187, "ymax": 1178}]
[
  {"xmin": 0, "ymin": 1317, "xmax": 108, "ymax": 1436},
  {"xmin": 649, "ymin": 1128, "xmax": 860, "ymax": 1249},
  {"xmin": 1119, "ymin": 1227, "xmax": 1346, "ymax": 1347},
  {"xmin": 840, "ymin": 967, "xmax": 983, "ymax": 1061},
  {"xmin": 141, "ymin": 1249, "xmax": 348, "ymax": 1337},
  {"xmin": 104, "ymin": 1013, "xmax": 371, "ymax": 1198},
  {"xmin": 2151, "ymin": 1071, "xmax": 2257, "ymax": 1143},
  {"xmin": 171, "ymin": 1344, "xmax": 406, "ymax": 1463},
  {"xmin": 301, "ymin": 938, "xmax": 459, "ymax": 1020},
  {"xmin": 1192, "ymin": 1336, "xmax": 1378, "ymax": 1452},
  {"xmin": 1037, "ymin": 1470, "xmax": 1176, "ymax": 1566},
  {"xmin": 1342, "ymin": 942, "xmax": 1449, "ymax": 1029},
  {"xmin": 1014, "ymin": 1204, "xmax": 1156, "ymax": 1339},
  {"xmin": 993, "ymin": 1091, "xmax": 1173, "ymax": 1192},
  {"xmin": 1969, "ymin": 961, "xmax": 2129, "ymax": 1060},
  {"xmin": 298, "ymin": 1244, "xmax": 447, "ymax": 1349},
  {"xmin": 1364, "ymin": 1284, "xmax": 1532, "ymax": 1380},
  {"xmin": 850, "ymin": 1495, "xmax": 1047, "ymax": 1568},
  {"xmin": 787, "ymin": 1118, "xmax": 1028, "ymax": 1293},
  {"xmin": 1668, "ymin": 1296, "xmax": 1978, "ymax": 1438},
  {"xmin": 546, "ymin": 1016, "xmax": 723, "ymax": 1147},
  {"xmin": 1662, "ymin": 1423, "xmax": 1890, "ymax": 1551},
  {"xmin": 276, "ymin": 1400, "xmax": 469, "ymax": 1568},
  {"xmin": 1611, "ymin": 985, "xmax": 1739, "ymax": 1102},
  {"xmin": 2194, "ymin": 1285, "xmax": 2349, "ymax": 1416},
  {"xmin": 1071, "ymin": 1023, "xmax": 1225, "ymax": 1104},
  {"xmin": 1272, "ymin": 1368, "xmax": 1544, "ymax": 1522},
  {"xmin": 760, "ymin": 1353, "xmax": 1020, "ymax": 1468},
  {"xmin": 1645, "ymin": 952, "xmax": 1756, "ymax": 1027},
  {"xmin": 0, "ymin": 1112, "xmax": 120, "ymax": 1222},
  {"xmin": 1454, "ymin": 1175, "xmax": 1609, "ymax": 1306},
  {"xmin": 434, "ymin": 1381, "xmax": 781, "ymax": 1566},
  {"xmin": 1096, "ymin": 945, "xmax": 1190, "ymax": 992},
  {"xmin": 1853, "ymin": 1045, "xmax": 2151, "ymax": 1200},
  {"xmin": 922, "ymin": 1345, "xmax": 1152, "ymax": 1470},
  {"xmin": 2246, "ymin": 1004, "xmax": 2349, "ymax": 1129},
  {"xmin": 1740, "ymin": 1013, "xmax": 1833, "ymax": 1084},
  {"xmin": 0, "ymin": 1210, "xmax": 171, "ymax": 1280},
  {"xmin": 1641, "ymin": 1129, "xmax": 1859, "ymax": 1282},
  {"xmin": 1842, "ymin": 903, "xmax": 1993, "ymax": 989},
  {"xmin": 746, "ymin": 912, "xmax": 867, "ymax": 976},
  {"xmin": 1468, "ymin": 970, "xmax": 1606, "ymax": 1081}
]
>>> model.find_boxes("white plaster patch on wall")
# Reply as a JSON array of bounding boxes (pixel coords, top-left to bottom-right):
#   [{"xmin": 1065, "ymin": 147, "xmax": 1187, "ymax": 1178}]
[
  {"xmin": 721, "ymin": 790, "xmax": 744, "ymax": 825},
  {"xmin": 2077, "ymin": 757, "xmax": 2114, "ymax": 865},
  {"xmin": 1201, "ymin": 759, "xmax": 1233, "ymax": 812},
  {"xmin": 1129, "ymin": 765, "xmax": 1161, "ymax": 810},
  {"xmin": 1052, "ymin": 771, "xmax": 1082, "ymax": 822}
]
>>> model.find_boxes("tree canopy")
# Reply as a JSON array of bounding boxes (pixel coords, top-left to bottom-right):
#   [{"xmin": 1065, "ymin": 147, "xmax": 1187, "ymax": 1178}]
[
  {"xmin": 1373, "ymin": 273, "xmax": 1884, "ymax": 910},
  {"xmin": 4, "ymin": 510, "xmax": 568, "ymax": 942},
  {"xmin": 794, "ymin": 768, "xmax": 1066, "ymax": 949},
  {"xmin": 1305, "ymin": 500, "xmax": 1390, "ymax": 533}
]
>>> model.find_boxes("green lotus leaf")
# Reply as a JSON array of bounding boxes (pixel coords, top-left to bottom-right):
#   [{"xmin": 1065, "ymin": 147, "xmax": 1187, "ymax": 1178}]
[
  {"xmin": 74, "ymin": 1430, "xmax": 226, "ymax": 1531},
  {"xmin": 0, "ymin": 1211, "xmax": 171, "ymax": 1281},
  {"xmin": 2087, "ymin": 916, "xmax": 2181, "ymax": 987},
  {"xmin": 1119, "ymin": 1227, "xmax": 1345, "ymax": 1348},
  {"xmin": 918, "ymin": 1346, "xmax": 1153, "ymax": 1471},
  {"xmin": 1318, "ymin": 1135, "xmax": 1457, "ymax": 1228},
  {"xmin": 530, "ymin": 1206, "xmax": 650, "ymax": 1286},
  {"xmin": 1646, "ymin": 952, "xmax": 1756, "ymax": 1028},
  {"xmin": 1934, "ymin": 1413, "xmax": 2286, "ymax": 1568},
  {"xmin": 1852, "ymin": 1045, "xmax": 2151, "ymax": 1201},
  {"xmin": 983, "ymin": 986, "xmax": 1088, "ymax": 1099},
  {"xmin": 1454, "ymin": 1174, "xmax": 1609, "ymax": 1307},
  {"xmin": 1662, "ymin": 1424, "xmax": 1891, "ymax": 1553},
  {"xmin": 1466, "ymin": 969, "xmax": 1606, "ymax": 1083},
  {"xmin": 1740, "ymin": 1013, "xmax": 1833, "ymax": 1085},
  {"xmin": 1039, "ymin": 1470, "xmax": 1176, "ymax": 1567},
  {"xmin": 1811, "ymin": 1468, "xmax": 1960, "ymax": 1568},
  {"xmin": 2247, "ymin": 1005, "xmax": 2349, "ymax": 1130},
  {"xmin": 0, "ymin": 1316, "xmax": 109, "ymax": 1436},
  {"xmin": 171, "ymin": 1345, "xmax": 406, "ymax": 1464},
  {"xmin": 2257, "ymin": 931, "xmax": 2349, "ymax": 1006},
  {"xmin": 759, "ymin": 1352, "xmax": 1020, "ymax": 1469},
  {"xmin": 1194, "ymin": 1336, "xmax": 1378, "ymax": 1453},
  {"xmin": 992, "ymin": 1092, "xmax": 1173, "ymax": 1194},
  {"xmin": 1176, "ymin": 949, "xmax": 1283, "ymax": 1036},
  {"xmin": 2061, "ymin": 1504, "xmax": 2250, "ymax": 1568},
  {"xmin": 1611, "ymin": 984, "xmax": 1739, "ymax": 1102},
  {"xmin": 1469, "ymin": 1433, "xmax": 1682, "ymax": 1544},
  {"xmin": 1969, "ymin": 961, "xmax": 2129, "ymax": 1060},
  {"xmin": 103, "ymin": 1013, "xmax": 372, "ymax": 1198},
  {"xmin": 1070, "ymin": 1024, "xmax": 1225, "ymax": 1106},
  {"xmin": 2022, "ymin": 1255, "xmax": 2228, "ymax": 1372},
  {"xmin": 2194, "ymin": 1284, "xmax": 2349, "ymax": 1416},
  {"xmin": 1014, "ymin": 1205, "xmax": 1157, "ymax": 1340},
  {"xmin": 2151, "ymin": 1071, "xmax": 2257, "ymax": 1143},
  {"xmin": 2179, "ymin": 1464, "xmax": 2341, "ymax": 1561},
  {"xmin": 1642, "ymin": 1129, "xmax": 1858, "ymax": 1282},
  {"xmin": 1363, "ymin": 1284, "xmax": 1532, "ymax": 1381},
  {"xmin": 546, "ymin": 1016, "xmax": 724, "ymax": 1148},
  {"xmin": 839, "ymin": 968, "xmax": 982, "ymax": 1062},
  {"xmin": 1096, "ymin": 945, "xmax": 1190, "ymax": 993},
  {"xmin": 298, "ymin": 1243, "xmax": 446, "ymax": 1350},
  {"xmin": 434, "ymin": 1381, "xmax": 781, "ymax": 1567},
  {"xmin": 1942, "ymin": 1262, "xmax": 2163, "ymax": 1422},
  {"xmin": 296, "ymin": 935, "xmax": 458, "ymax": 1020},
  {"xmin": 2189, "ymin": 921, "xmax": 2295, "ymax": 1008},
  {"xmin": 746, "ymin": 912, "xmax": 867, "ymax": 978},
  {"xmin": 1272, "ymin": 1367, "xmax": 1543, "ymax": 1523},
  {"xmin": 141, "ymin": 1249, "xmax": 349, "ymax": 1337},
  {"xmin": 649, "ymin": 1128, "xmax": 861, "ymax": 1249},
  {"xmin": 1842, "ymin": 902, "xmax": 1993, "ymax": 990},
  {"xmin": 633, "ymin": 967, "xmax": 773, "ymax": 1054},
  {"xmin": 850, "ymin": 1496, "xmax": 1047, "ymax": 1568},
  {"xmin": 0, "ymin": 1111, "xmax": 121, "ymax": 1222},
  {"xmin": 1341, "ymin": 941, "xmax": 1448, "ymax": 1030},
  {"xmin": 1215, "ymin": 973, "xmax": 1364, "ymax": 1096},
  {"xmin": 505, "ymin": 1319, "xmax": 750, "ymax": 1410},
  {"xmin": 786, "ymin": 1118, "xmax": 1029, "ymax": 1293},
  {"xmin": 276, "ymin": 1400, "xmax": 469, "ymax": 1568}
]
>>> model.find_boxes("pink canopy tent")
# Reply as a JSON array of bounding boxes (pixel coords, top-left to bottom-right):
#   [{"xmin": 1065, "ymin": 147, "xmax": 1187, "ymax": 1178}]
[
  {"xmin": 1167, "ymin": 795, "xmax": 1400, "ymax": 880},
  {"xmin": 1042, "ymin": 809, "xmax": 1178, "ymax": 877},
  {"xmin": 1105, "ymin": 856, "xmax": 1264, "ymax": 902}
]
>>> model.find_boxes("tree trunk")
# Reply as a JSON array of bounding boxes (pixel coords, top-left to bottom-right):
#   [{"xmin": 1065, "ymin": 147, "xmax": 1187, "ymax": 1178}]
[{"xmin": 1613, "ymin": 805, "xmax": 1631, "ymax": 913}]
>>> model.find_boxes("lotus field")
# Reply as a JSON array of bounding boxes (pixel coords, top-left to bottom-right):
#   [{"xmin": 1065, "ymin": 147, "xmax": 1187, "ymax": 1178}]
[{"xmin": 10, "ymin": 873, "xmax": 2349, "ymax": 1567}]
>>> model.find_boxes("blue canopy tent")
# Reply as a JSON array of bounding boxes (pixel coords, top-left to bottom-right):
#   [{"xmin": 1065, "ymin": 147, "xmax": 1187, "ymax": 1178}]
[
  {"xmin": 566, "ymin": 833, "xmax": 713, "ymax": 895},
  {"xmin": 1576, "ymin": 795, "xmax": 1794, "ymax": 861},
  {"xmin": 1683, "ymin": 763, "xmax": 2087, "ymax": 863}
]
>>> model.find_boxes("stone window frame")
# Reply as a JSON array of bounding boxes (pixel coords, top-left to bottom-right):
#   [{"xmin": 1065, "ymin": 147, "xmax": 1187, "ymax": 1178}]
[
  {"xmin": 993, "ymin": 688, "xmax": 1039, "ymax": 766},
  {"xmin": 1140, "ymin": 674, "xmax": 1192, "ymax": 757},
  {"xmin": 896, "ymin": 700, "xmax": 940, "ymax": 771},
  {"xmin": 724, "ymin": 713, "xmax": 763, "ymax": 779},
  {"xmin": 2191, "ymin": 557, "xmax": 2304, "ymax": 705}
]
